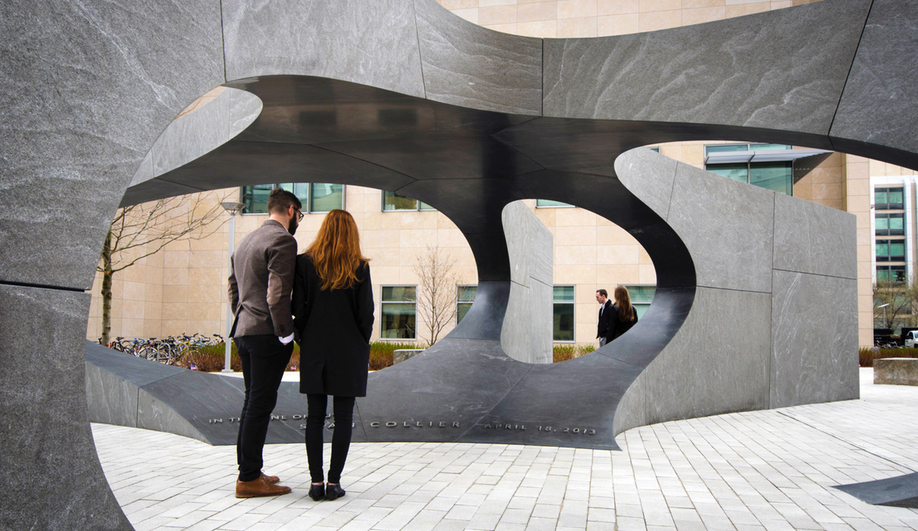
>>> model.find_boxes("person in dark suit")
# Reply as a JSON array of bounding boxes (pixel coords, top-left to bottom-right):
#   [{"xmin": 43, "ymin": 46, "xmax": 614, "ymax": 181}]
[
  {"xmin": 293, "ymin": 209, "xmax": 374, "ymax": 502},
  {"xmin": 609, "ymin": 285, "xmax": 639, "ymax": 341},
  {"xmin": 596, "ymin": 288, "xmax": 613, "ymax": 346},
  {"xmin": 227, "ymin": 188, "xmax": 302, "ymax": 499}
]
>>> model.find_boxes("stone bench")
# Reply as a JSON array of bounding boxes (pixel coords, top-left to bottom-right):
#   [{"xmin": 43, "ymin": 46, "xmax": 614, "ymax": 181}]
[
  {"xmin": 874, "ymin": 358, "xmax": 918, "ymax": 386},
  {"xmin": 394, "ymin": 349, "xmax": 425, "ymax": 365}
]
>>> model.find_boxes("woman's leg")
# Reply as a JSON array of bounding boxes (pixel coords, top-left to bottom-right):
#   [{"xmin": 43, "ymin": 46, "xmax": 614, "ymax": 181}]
[
  {"xmin": 328, "ymin": 396, "xmax": 356, "ymax": 484},
  {"xmin": 305, "ymin": 394, "xmax": 328, "ymax": 484}
]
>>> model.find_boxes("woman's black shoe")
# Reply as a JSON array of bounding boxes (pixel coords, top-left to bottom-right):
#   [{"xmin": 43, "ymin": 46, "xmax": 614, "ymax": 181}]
[
  {"xmin": 308, "ymin": 483, "xmax": 325, "ymax": 501},
  {"xmin": 325, "ymin": 483, "xmax": 346, "ymax": 501}
]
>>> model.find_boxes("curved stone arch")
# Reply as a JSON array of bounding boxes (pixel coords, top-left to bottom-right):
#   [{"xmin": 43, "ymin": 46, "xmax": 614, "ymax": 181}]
[{"xmin": 1, "ymin": 0, "xmax": 915, "ymax": 528}]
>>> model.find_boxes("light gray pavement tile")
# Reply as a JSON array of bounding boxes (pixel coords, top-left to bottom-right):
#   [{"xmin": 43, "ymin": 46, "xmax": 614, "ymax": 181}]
[
  {"xmin": 501, "ymin": 507, "xmax": 534, "ymax": 525},
  {"xmin": 403, "ymin": 509, "xmax": 447, "ymax": 530},
  {"xmin": 525, "ymin": 516, "xmax": 560, "ymax": 530},
  {"xmin": 615, "ymin": 516, "xmax": 649, "ymax": 530},
  {"xmin": 585, "ymin": 521, "xmax": 617, "ymax": 531},
  {"xmin": 466, "ymin": 511, "xmax": 503, "ymax": 530},
  {"xmin": 443, "ymin": 503, "xmax": 478, "ymax": 521}
]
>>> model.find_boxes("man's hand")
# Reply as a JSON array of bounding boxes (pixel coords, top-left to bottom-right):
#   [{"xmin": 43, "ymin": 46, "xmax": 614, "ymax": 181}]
[{"xmin": 279, "ymin": 333, "xmax": 294, "ymax": 345}]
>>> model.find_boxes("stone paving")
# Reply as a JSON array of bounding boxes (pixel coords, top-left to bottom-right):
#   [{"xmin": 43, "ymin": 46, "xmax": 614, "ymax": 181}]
[{"xmin": 93, "ymin": 368, "xmax": 918, "ymax": 530}]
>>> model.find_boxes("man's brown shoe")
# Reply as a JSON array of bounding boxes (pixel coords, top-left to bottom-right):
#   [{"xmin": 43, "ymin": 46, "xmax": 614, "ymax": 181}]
[
  {"xmin": 261, "ymin": 473, "xmax": 280, "ymax": 484},
  {"xmin": 235, "ymin": 476, "xmax": 291, "ymax": 498}
]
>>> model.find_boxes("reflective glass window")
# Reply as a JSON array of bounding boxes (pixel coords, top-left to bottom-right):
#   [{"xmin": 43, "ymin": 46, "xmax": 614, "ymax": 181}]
[
  {"xmin": 456, "ymin": 285, "xmax": 477, "ymax": 324},
  {"xmin": 381, "ymin": 286, "xmax": 417, "ymax": 339},
  {"xmin": 553, "ymin": 286, "xmax": 575, "ymax": 342}
]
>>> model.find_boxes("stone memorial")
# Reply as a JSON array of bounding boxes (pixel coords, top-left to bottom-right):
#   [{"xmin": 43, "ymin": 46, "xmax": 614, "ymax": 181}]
[{"xmin": 2, "ymin": 0, "xmax": 915, "ymax": 528}]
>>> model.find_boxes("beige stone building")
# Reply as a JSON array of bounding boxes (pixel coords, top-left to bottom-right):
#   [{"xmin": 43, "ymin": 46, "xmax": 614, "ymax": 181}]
[{"xmin": 88, "ymin": 0, "xmax": 903, "ymax": 350}]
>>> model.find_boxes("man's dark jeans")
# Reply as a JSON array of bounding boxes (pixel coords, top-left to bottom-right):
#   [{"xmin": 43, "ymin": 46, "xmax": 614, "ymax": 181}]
[{"xmin": 234, "ymin": 335, "xmax": 293, "ymax": 482}]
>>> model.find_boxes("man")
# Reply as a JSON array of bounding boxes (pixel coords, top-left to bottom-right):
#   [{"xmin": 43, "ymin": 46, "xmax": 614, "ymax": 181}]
[
  {"xmin": 596, "ymin": 289, "xmax": 613, "ymax": 347},
  {"xmin": 227, "ymin": 188, "xmax": 303, "ymax": 498}
]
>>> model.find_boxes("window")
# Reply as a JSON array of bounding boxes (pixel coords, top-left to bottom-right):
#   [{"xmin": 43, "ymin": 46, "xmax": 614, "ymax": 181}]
[
  {"xmin": 705, "ymin": 143, "xmax": 794, "ymax": 196},
  {"xmin": 876, "ymin": 213, "xmax": 905, "ymax": 236},
  {"xmin": 877, "ymin": 265, "xmax": 906, "ymax": 284},
  {"xmin": 381, "ymin": 286, "xmax": 416, "ymax": 339},
  {"xmin": 875, "ymin": 187, "xmax": 904, "ymax": 210},
  {"xmin": 382, "ymin": 191, "xmax": 434, "ymax": 211},
  {"xmin": 241, "ymin": 183, "xmax": 343, "ymax": 214},
  {"xmin": 552, "ymin": 286, "xmax": 575, "ymax": 342},
  {"xmin": 456, "ymin": 285, "xmax": 477, "ymax": 324},
  {"xmin": 624, "ymin": 285, "xmax": 656, "ymax": 320},
  {"xmin": 536, "ymin": 199, "xmax": 573, "ymax": 208},
  {"xmin": 876, "ymin": 240, "xmax": 906, "ymax": 262}
]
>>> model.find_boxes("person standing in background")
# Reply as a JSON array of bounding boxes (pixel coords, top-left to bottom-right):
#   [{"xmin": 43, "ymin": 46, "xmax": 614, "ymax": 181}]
[
  {"xmin": 596, "ymin": 289, "xmax": 613, "ymax": 346},
  {"xmin": 610, "ymin": 285, "xmax": 639, "ymax": 341},
  {"xmin": 293, "ymin": 209, "xmax": 374, "ymax": 502},
  {"xmin": 227, "ymin": 188, "xmax": 302, "ymax": 498}
]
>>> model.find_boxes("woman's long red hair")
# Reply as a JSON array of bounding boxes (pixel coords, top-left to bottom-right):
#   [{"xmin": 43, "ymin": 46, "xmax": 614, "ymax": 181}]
[
  {"xmin": 614, "ymin": 285, "xmax": 634, "ymax": 322},
  {"xmin": 304, "ymin": 209, "xmax": 368, "ymax": 290}
]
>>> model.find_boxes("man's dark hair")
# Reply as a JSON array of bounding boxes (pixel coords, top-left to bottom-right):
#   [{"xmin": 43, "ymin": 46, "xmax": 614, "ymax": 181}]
[
  {"xmin": 597, "ymin": 289, "xmax": 608, "ymax": 298},
  {"xmin": 267, "ymin": 188, "xmax": 302, "ymax": 215}
]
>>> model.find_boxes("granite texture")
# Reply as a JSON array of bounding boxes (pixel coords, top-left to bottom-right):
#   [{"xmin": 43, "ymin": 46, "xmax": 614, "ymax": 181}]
[
  {"xmin": 873, "ymin": 358, "xmax": 918, "ymax": 386},
  {"xmin": 773, "ymin": 192, "xmax": 858, "ymax": 279},
  {"xmin": 0, "ymin": 287, "xmax": 130, "ymax": 530},
  {"xmin": 222, "ymin": 0, "xmax": 425, "ymax": 97},
  {"xmin": 543, "ymin": 0, "xmax": 870, "ymax": 136},
  {"xmin": 831, "ymin": 0, "xmax": 918, "ymax": 168},
  {"xmin": 0, "ymin": 0, "xmax": 225, "ymax": 290},
  {"xmin": 640, "ymin": 287, "xmax": 772, "ymax": 425},
  {"xmin": 415, "ymin": 0, "xmax": 542, "ymax": 115},
  {"xmin": 500, "ymin": 202, "xmax": 553, "ymax": 364},
  {"xmin": 770, "ymin": 271, "xmax": 859, "ymax": 407},
  {"xmin": 667, "ymin": 159, "xmax": 776, "ymax": 293}
]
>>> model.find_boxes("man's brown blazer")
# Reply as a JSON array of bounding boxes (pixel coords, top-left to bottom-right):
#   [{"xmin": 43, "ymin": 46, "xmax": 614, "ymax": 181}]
[{"xmin": 227, "ymin": 219, "xmax": 297, "ymax": 338}]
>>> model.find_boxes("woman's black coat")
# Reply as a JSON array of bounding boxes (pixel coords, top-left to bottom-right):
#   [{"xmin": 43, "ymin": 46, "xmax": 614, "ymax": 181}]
[
  {"xmin": 293, "ymin": 255, "xmax": 374, "ymax": 397},
  {"xmin": 609, "ymin": 304, "xmax": 638, "ymax": 340}
]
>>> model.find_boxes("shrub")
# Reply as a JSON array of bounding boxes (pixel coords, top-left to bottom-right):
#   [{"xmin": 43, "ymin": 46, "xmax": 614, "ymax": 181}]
[
  {"xmin": 368, "ymin": 341, "xmax": 423, "ymax": 370},
  {"xmin": 552, "ymin": 343, "xmax": 596, "ymax": 363},
  {"xmin": 178, "ymin": 342, "xmax": 300, "ymax": 372},
  {"xmin": 860, "ymin": 346, "xmax": 918, "ymax": 367}
]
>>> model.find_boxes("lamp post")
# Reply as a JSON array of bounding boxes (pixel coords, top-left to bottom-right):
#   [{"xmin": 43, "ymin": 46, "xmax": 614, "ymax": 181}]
[
  {"xmin": 878, "ymin": 303, "xmax": 890, "ymax": 329},
  {"xmin": 221, "ymin": 201, "xmax": 246, "ymax": 373}
]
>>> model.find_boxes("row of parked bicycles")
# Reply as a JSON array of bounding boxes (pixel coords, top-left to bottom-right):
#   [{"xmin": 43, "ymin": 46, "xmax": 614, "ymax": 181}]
[{"xmin": 101, "ymin": 333, "xmax": 224, "ymax": 366}]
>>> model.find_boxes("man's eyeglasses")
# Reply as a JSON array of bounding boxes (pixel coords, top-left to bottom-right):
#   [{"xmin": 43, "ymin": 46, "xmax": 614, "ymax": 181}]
[{"xmin": 292, "ymin": 206, "xmax": 304, "ymax": 222}]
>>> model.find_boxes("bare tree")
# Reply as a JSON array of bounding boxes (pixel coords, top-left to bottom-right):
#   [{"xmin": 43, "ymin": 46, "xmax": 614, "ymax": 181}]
[
  {"xmin": 873, "ymin": 279, "xmax": 911, "ymax": 332},
  {"xmin": 413, "ymin": 245, "xmax": 459, "ymax": 346},
  {"xmin": 98, "ymin": 193, "xmax": 229, "ymax": 347}
]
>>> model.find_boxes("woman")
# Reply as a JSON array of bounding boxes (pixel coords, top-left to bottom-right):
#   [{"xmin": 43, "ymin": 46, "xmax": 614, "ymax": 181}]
[
  {"xmin": 293, "ymin": 209, "xmax": 374, "ymax": 502},
  {"xmin": 609, "ymin": 285, "xmax": 638, "ymax": 341}
]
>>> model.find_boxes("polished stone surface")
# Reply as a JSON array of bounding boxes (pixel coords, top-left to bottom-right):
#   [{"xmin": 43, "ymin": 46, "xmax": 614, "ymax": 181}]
[
  {"xmin": 668, "ymin": 160, "xmax": 776, "ymax": 293},
  {"xmin": 774, "ymin": 191, "xmax": 859, "ymax": 279},
  {"xmin": 500, "ymin": 202, "xmax": 553, "ymax": 364},
  {"xmin": 543, "ymin": 0, "xmax": 869, "ymax": 137},
  {"xmin": 771, "ymin": 271, "xmax": 860, "ymax": 407},
  {"xmin": 5, "ymin": 0, "xmax": 914, "ymax": 526},
  {"xmin": 415, "ymin": 0, "xmax": 542, "ymax": 115},
  {"xmin": 0, "ymin": 0, "xmax": 224, "ymax": 290},
  {"xmin": 832, "ymin": 0, "xmax": 918, "ymax": 170},
  {"xmin": 1, "ymin": 288, "xmax": 130, "ymax": 530},
  {"xmin": 222, "ymin": 0, "xmax": 425, "ymax": 98}
]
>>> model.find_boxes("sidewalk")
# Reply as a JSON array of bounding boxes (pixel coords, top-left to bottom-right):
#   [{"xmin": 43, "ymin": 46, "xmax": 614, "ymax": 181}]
[{"xmin": 93, "ymin": 368, "xmax": 918, "ymax": 530}]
